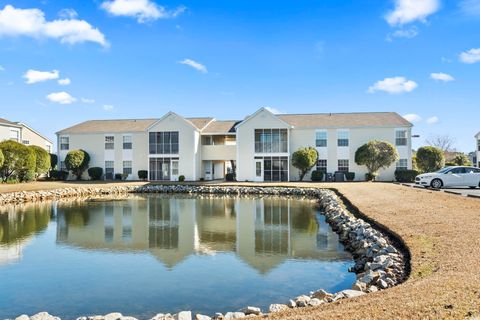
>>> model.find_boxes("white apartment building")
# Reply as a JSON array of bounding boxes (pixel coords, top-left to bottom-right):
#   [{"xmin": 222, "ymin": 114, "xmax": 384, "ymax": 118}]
[
  {"xmin": 56, "ymin": 108, "xmax": 413, "ymax": 182},
  {"xmin": 475, "ymin": 132, "xmax": 480, "ymax": 167},
  {"xmin": 0, "ymin": 117, "xmax": 53, "ymax": 152}
]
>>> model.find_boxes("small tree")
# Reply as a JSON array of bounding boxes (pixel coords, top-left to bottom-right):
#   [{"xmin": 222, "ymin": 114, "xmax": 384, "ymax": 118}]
[
  {"xmin": 416, "ymin": 146, "xmax": 445, "ymax": 173},
  {"xmin": 29, "ymin": 146, "xmax": 51, "ymax": 178},
  {"xmin": 355, "ymin": 140, "xmax": 399, "ymax": 180},
  {"xmin": 452, "ymin": 153, "xmax": 472, "ymax": 166},
  {"xmin": 292, "ymin": 147, "xmax": 318, "ymax": 181},
  {"xmin": 65, "ymin": 149, "xmax": 90, "ymax": 180},
  {"xmin": 0, "ymin": 140, "xmax": 35, "ymax": 182}
]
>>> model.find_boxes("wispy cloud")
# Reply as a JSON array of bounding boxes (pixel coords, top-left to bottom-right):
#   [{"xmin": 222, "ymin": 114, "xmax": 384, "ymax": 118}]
[
  {"xmin": 0, "ymin": 5, "xmax": 108, "ymax": 47},
  {"xmin": 459, "ymin": 48, "xmax": 480, "ymax": 64},
  {"xmin": 23, "ymin": 69, "xmax": 59, "ymax": 84},
  {"xmin": 430, "ymin": 72, "xmax": 455, "ymax": 82},
  {"xmin": 46, "ymin": 91, "xmax": 76, "ymax": 104},
  {"xmin": 103, "ymin": 104, "xmax": 114, "ymax": 111},
  {"xmin": 101, "ymin": 0, "xmax": 186, "ymax": 23},
  {"xmin": 385, "ymin": 0, "xmax": 440, "ymax": 26},
  {"xmin": 403, "ymin": 113, "xmax": 422, "ymax": 123},
  {"xmin": 386, "ymin": 27, "xmax": 419, "ymax": 41},
  {"xmin": 459, "ymin": 0, "xmax": 480, "ymax": 16},
  {"xmin": 58, "ymin": 78, "xmax": 71, "ymax": 85},
  {"xmin": 58, "ymin": 8, "xmax": 78, "ymax": 19},
  {"xmin": 179, "ymin": 58, "xmax": 208, "ymax": 73},
  {"xmin": 368, "ymin": 76, "xmax": 418, "ymax": 94},
  {"xmin": 81, "ymin": 98, "xmax": 95, "ymax": 104},
  {"xmin": 426, "ymin": 116, "xmax": 439, "ymax": 124}
]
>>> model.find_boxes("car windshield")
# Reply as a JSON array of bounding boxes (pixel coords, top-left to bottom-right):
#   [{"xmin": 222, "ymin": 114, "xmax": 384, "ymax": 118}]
[{"xmin": 436, "ymin": 167, "xmax": 452, "ymax": 174}]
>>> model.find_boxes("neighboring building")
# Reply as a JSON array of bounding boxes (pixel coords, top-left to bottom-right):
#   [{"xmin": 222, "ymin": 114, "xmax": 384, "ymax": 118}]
[
  {"xmin": 475, "ymin": 132, "xmax": 480, "ymax": 167},
  {"xmin": 56, "ymin": 108, "xmax": 413, "ymax": 181},
  {"xmin": 0, "ymin": 117, "xmax": 53, "ymax": 152}
]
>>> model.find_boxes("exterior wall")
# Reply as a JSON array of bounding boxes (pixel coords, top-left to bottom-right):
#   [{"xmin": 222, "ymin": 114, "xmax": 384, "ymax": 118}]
[
  {"xmin": 20, "ymin": 126, "xmax": 53, "ymax": 152},
  {"xmin": 201, "ymin": 145, "xmax": 236, "ymax": 161},
  {"xmin": 236, "ymin": 109, "xmax": 291, "ymax": 181}
]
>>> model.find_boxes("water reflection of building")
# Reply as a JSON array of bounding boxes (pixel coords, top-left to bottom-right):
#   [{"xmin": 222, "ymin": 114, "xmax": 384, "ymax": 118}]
[{"xmin": 56, "ymin": 196, "xmax": 350, "ymax": 273}]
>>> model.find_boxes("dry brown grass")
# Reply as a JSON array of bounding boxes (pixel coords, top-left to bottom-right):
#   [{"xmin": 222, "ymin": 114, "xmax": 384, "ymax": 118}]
[{"xmin": 1, "ymin": 181, "xmax": 479, "ymax": 319}]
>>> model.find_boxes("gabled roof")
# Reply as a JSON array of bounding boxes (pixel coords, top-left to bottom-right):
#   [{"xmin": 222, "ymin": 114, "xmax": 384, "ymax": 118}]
[
  {"xmin": 186, "ymin": 117, "xmax": 215, "ymax": 131},
  {"xmin": 0, "ymin": 117, "xmax": 21, "ymax": 128},
  {"xmin": 202, "ymin": 120, "xmax": 240, "ymax": 134},
  {"xmin": 277, "ymin": 112, "xmax": 412, "ymax": 128},
  {"xmin": 56, "ymin": 119, "xmax": 158, "ymax": 134},
  {"xmin": 235, "ymin": 107, "xmax": 293, "ymax": 129},
  {"xmin": 17, "ymin": 122, "xmax": 53, "ymax": 144}
]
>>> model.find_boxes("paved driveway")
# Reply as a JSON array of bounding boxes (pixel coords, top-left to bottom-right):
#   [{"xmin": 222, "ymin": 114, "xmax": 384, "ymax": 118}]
[{"xmin": 402, "ymin": 183, "xmax": 480, "ymax": 198}]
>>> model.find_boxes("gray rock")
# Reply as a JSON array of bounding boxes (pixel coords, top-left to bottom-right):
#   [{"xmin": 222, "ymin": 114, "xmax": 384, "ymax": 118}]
[
  {"xmin": 308, "ymin": 298, "xmax": 324, "ymax": 307},
  {"xmin": 30, "ymin": 312, "xmax": 60, "ymax": 320},
  {"xmin": 367, "ymin": 285, "xmax": 379, "ymax": 293},
  {"xmin": 311, "ymin": 289, "xmax": 333, "ymax": 300},
  {"xmin": 351, "ymin": 281, "xmax": 367, "ymax": 292},
  {"xmin": 15, "ymin": 315, "xmax": 29, "ymax": 320},
  {"xmin": 195, "ymin": 315, "xmax": 211, "ymax": 320},
  {"xmin": 294, "ymin": 295, "xmax": 311, "ymax": 307},
  {"xmin": 338, "ymin": 289, "xmax": 366, "ymax": 299},
  {"xmin": 240, "ymin": 307, "xmax": 261, "ymax": 316},
  {"xmin": 378, "ymin": 279, "xmax": 389, "ymax": 289},
  {"xmin": 224, "ymin": 312, "xmax": 245, "ymax": 319},
  {"xmin": 174, "ymin": 311, "xmax": 192, "ymax": 320},
  {"xmin": 105, "ymin": 313, "xmax": 123, "ymax": 320},
  {"xmin": 287, "ymin": 299, "xmax": 296, "ymax": 308},
  {"xmin": 268, "ymin": 304, "xmax": 289, "ymax": 313}
]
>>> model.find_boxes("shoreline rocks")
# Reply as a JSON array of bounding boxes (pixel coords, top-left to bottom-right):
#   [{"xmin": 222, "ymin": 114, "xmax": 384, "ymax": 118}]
[{"xmin": 4, "ymin": 185, "xmax": 406, "ymax": 320}]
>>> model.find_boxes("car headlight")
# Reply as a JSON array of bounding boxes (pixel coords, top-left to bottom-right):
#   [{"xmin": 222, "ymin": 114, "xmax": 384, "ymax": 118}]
[{"xmin": 421, "ymin": 176, "xmax": 432, "ymax": 179}]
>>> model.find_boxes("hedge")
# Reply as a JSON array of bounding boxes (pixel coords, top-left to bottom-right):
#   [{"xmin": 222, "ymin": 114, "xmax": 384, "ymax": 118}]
[
  {"xmin": 394, "ymin": 170, "xmax": 419, "ymax": 183},
  {"xmin": 138, "ymin": 170, "xmax": 148, "ymax": 180},
  {"xmin": 311, "ymin": 170, "xmax": 324, "ymax": 182},
  {"xmin": 88, "ymin": 167, "xmax": 103, "ymax": 180}
]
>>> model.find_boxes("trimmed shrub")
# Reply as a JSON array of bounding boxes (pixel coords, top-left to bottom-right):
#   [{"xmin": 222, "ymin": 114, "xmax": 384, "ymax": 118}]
[
  {"xmin": 365, "ymin": 173, "xmax": 375, "ymax": 181},
  {"xmin": 452, "ymin": 153, "xmax": 472, "ymax": 166},
  {"xmin": 395, "ymin": 169, "xmax": 419, "ymax": 183},
  {"xmin": 138, "ymin": 170, "xmax": 148, "ymax": 180},
  {"xmin": 179, "ymin": 175, "xmax": 185, "ymax": 182},
  {"xmin": 225, "ymin": 173, "xmax": 236, "ymax": 182},
  {"xmin": 49, "ymin": 153, "xmax": 58, "ymax": 171},
  {"xmin": 355, "ymin": 140, "xmax": 399, "ymax": 181},
  {"xmin": 50, "ymin": 170, "xmax": 68, "ymax": 181},
  {"xmin": 115, "ymin": 173, "xmax": 122, "ymax": 180},
  {"xmin": 416, "ymin": 146, "xmax": 445, "ymax": 173},
  {"xmin": 88, "ymin": 167, "xmax": 103, "ymax": 180},
  {"xmin": 0, "ymin": 140, "xmax": 36, "ymax": 182},
  {"xmin": 29, "ymin": 145, "xmax": 51, "ymax": 178},
  {"xmin": 18, "ymin": 170, "xmax": 35, "ymax": 182},
  {"xmin": 345, "ymin": 172, "xmax": 355, "ymax": 181},
  {"xmin": 292, "ymin": 147, "xmax": 319, "ymax": 181},
  {"xmin": 65, "ymin": 149, "xmax": 90, "ymax": 180},
  {"xmin": 311, "ymin": 170, "xmax": 324, "ymax": 182},
  {"xmin": 122, "ymin": 173, "xmax": 129, "ymax": 181}
]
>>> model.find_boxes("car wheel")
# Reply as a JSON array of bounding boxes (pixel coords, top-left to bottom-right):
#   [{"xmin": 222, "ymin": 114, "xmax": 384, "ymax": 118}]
[
  {"xmin": 469, "ymin": 186, "xmax": 477, "ymax": 189},
  {"xmin": 431, "ymin": 179, "xmax": 443, "ymax": 189}
]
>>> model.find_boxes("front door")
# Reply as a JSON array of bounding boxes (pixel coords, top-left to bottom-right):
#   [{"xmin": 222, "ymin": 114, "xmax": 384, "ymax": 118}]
[
  {"xmin": 204, "ymin": 161, "xmax": 212, "ymax": 180},
  {"xmin": 254, "ymin": 159, "xmax": 263, "ymax": 182},
  {"xmin": 171, "ymin": 160, "xmax": 179, "ymax": 181}
]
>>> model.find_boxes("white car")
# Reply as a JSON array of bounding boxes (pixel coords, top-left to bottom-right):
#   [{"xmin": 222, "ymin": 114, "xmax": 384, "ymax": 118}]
[{"xmin": 415, "ymin": 166, "xmax": 480, "ymax": 189}]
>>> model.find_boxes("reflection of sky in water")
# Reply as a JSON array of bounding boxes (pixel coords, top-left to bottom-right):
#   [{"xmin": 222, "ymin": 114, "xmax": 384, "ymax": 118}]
[{"xmin": 0, "ymin": 195, "xmax": 355, "ymax": 319}]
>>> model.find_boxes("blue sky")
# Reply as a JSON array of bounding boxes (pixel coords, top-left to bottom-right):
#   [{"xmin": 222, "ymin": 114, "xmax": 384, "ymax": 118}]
[{"xmin": 0, "ymin": 0, "xmax": 479, "ymax": 152}]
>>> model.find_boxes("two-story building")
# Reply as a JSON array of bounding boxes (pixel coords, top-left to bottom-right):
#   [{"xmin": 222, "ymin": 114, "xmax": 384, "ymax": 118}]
[
  {"xmin": 56, "ymin": 108, "xmax": 413, "ymax": 181},
  {"xmin": 0, "ymin": 117, "xmax": 53, "ymax": 152}
]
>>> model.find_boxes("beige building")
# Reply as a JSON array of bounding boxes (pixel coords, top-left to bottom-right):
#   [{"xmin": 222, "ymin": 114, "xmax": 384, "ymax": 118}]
[
  {"xmin": 56, "ymin": 108, "xmax": 412, "ymax": 181},
  {"xmin": 0, "ymin": 117, "xmax": 53, "ymax": 152}
]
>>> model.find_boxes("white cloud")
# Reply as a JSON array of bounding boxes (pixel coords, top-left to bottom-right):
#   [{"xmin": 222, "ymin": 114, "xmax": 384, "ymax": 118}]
[
  {"xmin": 426, "ymin": 116, "xmax": 439, "ymax": 124},
  {"xmin": 460, "ymin": 0, "xmax": 480, "ymax": 16},
  {"xmin": 386, "ymin": 0, "xmax": 440, "ymax": 26},
  {"xmin": 46, "ymin": 91, "xmax": 76, "ymax": 104},
  {"xmin": 23, "ymin": 69, "xmax": 59, "ymax": 84},
  {"xmin": 368, "ymin": 76, "xmax": 418, "ymax": 94},
  {"xmin": 58, "ymin": 78, "xmax": 71, "ymax": 85},
  {"xmin": 58, "ymin": 8, "xmax": 78, "ymax": 19},
  {"xmin": 101, "ymin": 0, "xmax": 186, "ymax": 23},
  {"xmin": 265, "ymin": 107, "xmax": 285, "ymax": 114},
  {"xmin": 179, "ymin": 58, "xmax": 208, "ymax": 73},
  {"xmin": 0, "ymin": 5, "xmax": 107, "ymax": 47},
  {"xmin": 103, "ymin": 104, "xmax": 114, "ymax": 111},
  {"xmin": 403, "ymin": 113, "xmax": 422, "ymax": 123},
  {"xmin": 386, "ymin": 27, "xmax": 419, "ymax": 41},
  {"xmin": 459, "ymin": 48, "xmax": 480, "ymax": 64},
  {"xmin": 430, "ymin": 72, "xmax": 454, "ymax": 82},
  {"xmin": 81, "ymin": 98, "xmax": 95, "ymax": 104}
]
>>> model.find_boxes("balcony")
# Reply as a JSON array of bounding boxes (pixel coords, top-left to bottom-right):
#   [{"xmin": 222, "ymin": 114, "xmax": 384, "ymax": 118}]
[{"xmin": 202, "ymin": 145, "xmax": 236, "ymax": 161}]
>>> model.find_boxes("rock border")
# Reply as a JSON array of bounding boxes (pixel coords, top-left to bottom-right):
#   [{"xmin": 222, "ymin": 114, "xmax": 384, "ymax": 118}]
[{"xmin": 2, "ymin": 185, "xmax": 407, "ymax": 320}]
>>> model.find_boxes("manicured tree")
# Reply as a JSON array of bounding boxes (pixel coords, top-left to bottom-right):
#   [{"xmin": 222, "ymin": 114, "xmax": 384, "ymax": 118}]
[
  {"xmin": 17, "ymin": 147, "xmax": 36, "ymax": 182},
  {"xmin": 452, "ymin": 153, "xmax": 472, "ymax": 166},
  {"xmin": 355, "ymin": 140, "xmax": 399, "ymax": 180},
  {"xmin": 29, "ymin": 146, "xmax": 51, "ymax": 178},
  {"xmin": 292, "ymin": 147, "xmax": 319, "ymax": 181},
  {"xmin": 65, "ymin": 149, "xmax": 90, "ymax": 180},
  {"xmin": 0, "ymin": 140, "xmax": 35, "ymax": 182},
  {"xmin": 416, "ymin": 146, "xmax": 445, "ymax": 173}
]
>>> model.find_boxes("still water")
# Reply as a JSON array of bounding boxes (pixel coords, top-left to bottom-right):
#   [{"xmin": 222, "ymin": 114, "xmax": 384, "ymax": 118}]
[{"xmin": 0, "ymin": 195, "xmax": 354, "ymax": 319}]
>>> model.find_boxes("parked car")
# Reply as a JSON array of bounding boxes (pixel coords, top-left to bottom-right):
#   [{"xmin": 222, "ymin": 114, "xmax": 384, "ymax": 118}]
[{"xmin": 415, "ymin": 166, "xmax": 480, "ymax": 189}]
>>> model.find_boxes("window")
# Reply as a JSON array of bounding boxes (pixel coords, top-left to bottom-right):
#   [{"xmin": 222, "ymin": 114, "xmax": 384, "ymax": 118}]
[
  {"xmin": 254, "ymin": 129, "xmax": 288, "ymax": 153},
  {"xmin": 172, "ymin": 161, "xmax": 179, "ymax": 176},
  {"xmin": 315, "ymin": 131, "xmax": 327, "ymax": 147},
  {"xmin": 477, "ymin": 139, "xmax": 480, "ymax": 152},
  {"xmin": 396, "ymin": 159, "xmax": 408, "ymax": 171},
  {"xmin": 105, "ymin": 161, "xmax": 114, "ymax": 180},
  {"xmin": 105, "ymin": 136, "xmax": 114, "ymax": 150},
  {"xmin": 123, "ymin": 135, "xmax": 132, "ymax": 149},
  {"xmin": 149, "ymin": 131, "xmax": 179, "ymax": 154},
  {"xmin": 149, "ymin": 157, "xmax": 178, "ymax": 180},
  {"xmin": 22, "ymin": 140, "xmax": 30, "ymax": 145},
  {"xmin": 317, "ymin": 159, "xmax": 327, "ymax": 173},
  {"xmin": 202, "ymin": 136, "xmax": 213, "ymax": 145},
  {"xmin": 123, "ymin": 161, "xmax": 132, "ymax": 175},
  {"xmin": 46, "ymin": 145, "xmax": 51, "ymax": 153},
  {"xmin": 60, "ymin": 136, "xmax": 69, "ymax": 150},
  {"xmin": 396, "ymin": 130, "xmax": 408, "ymax": 146},
  {"xmin": 60, "ymin": 161, "xmax": 66, "ymax": 171},
  {"xmin": 337, "ymin": 130, "xmax": 349, "ymax": 147},
  {"xmin": 261, "ymin": 156, "xmax": 288, "ymax": 181},
  {"xmin": 338, "ymin": 159, "xmax": 349, "ymax": 172},
  {"xmin": 9, "ymin": 129, "xmax": 19, "ymax": 142},
  {"xmin": 256, "ymin": 161, "xmax": 262, "ymax": 177}
]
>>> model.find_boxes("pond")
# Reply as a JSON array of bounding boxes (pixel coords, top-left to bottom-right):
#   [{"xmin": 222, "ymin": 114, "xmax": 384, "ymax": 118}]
[{"xmin": 0, "ymin": 194, "xmax": 355, "ymax": 319}]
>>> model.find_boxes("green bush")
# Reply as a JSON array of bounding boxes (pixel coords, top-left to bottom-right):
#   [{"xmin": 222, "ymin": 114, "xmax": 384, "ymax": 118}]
[
  {"xmin": 29, "ymin": 146, "xmax": 50, "ymax": 178},
  {"xmin": 416, "ymin": 146, "xmax": 445, "ymax": 173},
  {"xmin": 18, "ymin": 170, "xmax": 35, "ymax": 182},
  {"xmin": 0, "ymin": 140, "xmax": 36, "ymax": 182},
  {"xmin": 225, "ymin": 173, "xmax": 236, "ymax": 181},
  {"xmin": 311, "ymin": 170, "xmax": 324, "ymax": 182},
  {"xmin": 365, "ymin": 173, "xmax": 375, "ymax": 181},
  {"xmin": 345, "ymin": 172, "xmax": 355, "ymax": 181},
  {"xmin": 115, "ymin": 173, "xmax": 122, "ymax": 180},
  {"xmin": 49, "ymin": 153, "xmax": 58, "ymax": 170},
  {"xmin": 292, "ymin": 147, "xmax": 319, "ymax": 181},
  {"xmin": 138, "ymin": 170, "xmax": 148, "ymax": 180},
  {"xmin": 0, "ymin": 149, "xmax": 4, "ymax": 168},
  {"xmin": 355, "ymin": 140, "xmax": 399, "ymax": 180},
  {"xmin": 451, "ymin": 153, "xmax": 472, "ymax": 166},
  {"xmin": 88, "ymin": 167, "xmax": 103, "ymax": 180},
  {"xmin": 179, "ymin": 175, "xmax": 185, "ymax": 182},
  {"xmin": 50, "ymin": 170, "xmax": 69, "ymax": 181},
  {"xmin": 445, "ymin": 162, "xmax": 456, "ymax": 167},
  {"xmin": 394, "ymin": 170, "xmax": 419, "ymax": 183},
  {"xmin": 122, "ymin": 173, "xmax": 129, "ymax": 180},
  {"xmin": 65, "ymin": 149, "xmax": 90, "ymax": 180}
]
